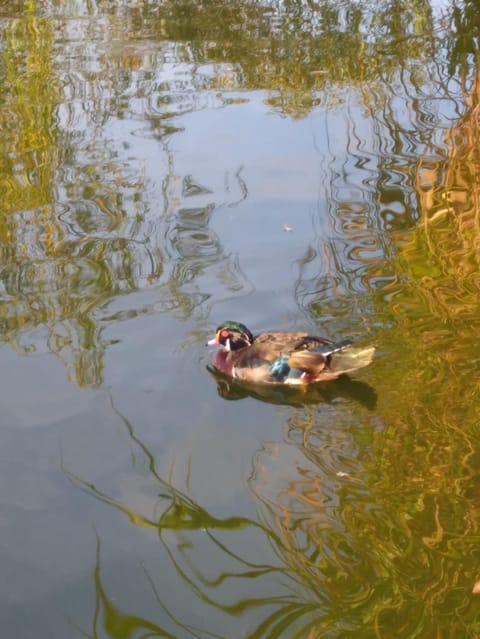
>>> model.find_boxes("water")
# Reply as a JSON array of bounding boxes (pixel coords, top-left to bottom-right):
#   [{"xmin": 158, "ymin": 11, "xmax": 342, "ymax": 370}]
[{"xmin": 1, "ymin": 1, "xmax": 480, "ymax": 637}]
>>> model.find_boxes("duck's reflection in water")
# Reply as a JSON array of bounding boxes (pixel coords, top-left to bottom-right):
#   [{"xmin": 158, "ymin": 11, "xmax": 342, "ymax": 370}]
[{"xmin": 208, "ymin": 366, "xmax": 377, "ymax": 410}]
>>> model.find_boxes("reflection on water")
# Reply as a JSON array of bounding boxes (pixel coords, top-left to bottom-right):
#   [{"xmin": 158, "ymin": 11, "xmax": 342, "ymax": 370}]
[
  {"xmin": 208, "ymin": 366, "xmax": 377, "ymax": 410},
  {"xmin": 0, "ymin": 0, "xmax": 472, "ymax": 383},
  {"xmin": 71, "ymin": 393, "xmax": 480, "ymax": 638},
  {"xmin": 1, "ymin": 1, "xmax": 480, "ymax": 638}
]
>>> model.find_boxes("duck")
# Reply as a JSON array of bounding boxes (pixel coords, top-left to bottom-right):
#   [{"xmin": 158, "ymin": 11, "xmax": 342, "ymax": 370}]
[{"xmin": 207, "ymin": 321, "xmax": 375, "ymax": 385}]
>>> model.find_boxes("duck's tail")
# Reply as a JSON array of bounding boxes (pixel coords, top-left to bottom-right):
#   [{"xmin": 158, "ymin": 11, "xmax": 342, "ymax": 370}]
[
  {"xmin": 288, "ymin": 341, "xmax": 375, "ymax": 380},
  {"xmin": 328, "ymin": 345, "xmax": 376, "ymax": 376}
]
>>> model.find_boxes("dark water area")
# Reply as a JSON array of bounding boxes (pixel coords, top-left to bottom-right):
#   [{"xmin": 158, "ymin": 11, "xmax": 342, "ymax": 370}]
[{"xmin": 1, "ymin": 1, "xmax": 480, "ymax": 637}]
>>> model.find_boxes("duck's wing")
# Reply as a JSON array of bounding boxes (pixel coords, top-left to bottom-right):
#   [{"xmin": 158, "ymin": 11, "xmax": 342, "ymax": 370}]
[
  {"xmin": 289, "ymin": 341, "xmax": 375, "ymax": 379},
  {"xmin": 225, "ymin": 332, "xmax": 305, "ymax": 383},
  {"xmin": 230, "ymin": 332, "xmax": 333, "ymax": 383},
  {"xmin": 286, "ymin": 338, "xmax": 347, "ymax": 375}
]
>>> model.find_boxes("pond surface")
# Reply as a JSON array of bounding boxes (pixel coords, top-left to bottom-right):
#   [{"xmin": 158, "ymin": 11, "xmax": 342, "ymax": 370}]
[{"xmin": 1, "ymin": 1, "xmax": 480, "ymax": 637}]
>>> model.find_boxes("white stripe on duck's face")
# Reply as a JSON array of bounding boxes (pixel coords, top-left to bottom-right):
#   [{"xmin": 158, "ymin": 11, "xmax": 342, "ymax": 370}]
[{"xmin": 225, "ymin": 338, "xmax": 231, "ymax": 352}]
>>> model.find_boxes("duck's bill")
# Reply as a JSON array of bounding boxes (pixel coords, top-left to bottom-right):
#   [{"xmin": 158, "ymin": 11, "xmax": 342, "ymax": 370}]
[{"xmin": 206, "ymin": 337, "xmax": 218, "ymax": 346}]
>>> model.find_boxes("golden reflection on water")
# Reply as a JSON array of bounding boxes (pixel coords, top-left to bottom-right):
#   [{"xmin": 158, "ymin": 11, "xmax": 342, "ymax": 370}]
[
  {"xmin": 0, "ymin": 11, "xmax": 59, "ymax": 215},
  {"xmin": 412, "ymin": 72, "xmax": 480, "ymax": 326},
  {"xmin": 68, "ymin": 379, "xmax": 480, "ymax": 639}
]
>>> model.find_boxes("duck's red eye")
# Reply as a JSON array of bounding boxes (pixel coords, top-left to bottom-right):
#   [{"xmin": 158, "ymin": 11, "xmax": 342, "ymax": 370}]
[{"xmin": 220, "ymin": 329, "xmax": 229, "ymax": 338}]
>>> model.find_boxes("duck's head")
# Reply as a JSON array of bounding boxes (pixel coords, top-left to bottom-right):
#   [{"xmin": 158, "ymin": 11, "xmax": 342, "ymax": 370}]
[{"xmin": 207, "ymin": 321, "xmax": 254, "ymax": 352}]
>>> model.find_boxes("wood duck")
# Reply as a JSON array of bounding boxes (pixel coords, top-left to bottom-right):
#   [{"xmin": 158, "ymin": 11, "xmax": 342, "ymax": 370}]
[{"xmin": 207, "ymin": 321, "xmax": 375, "ymax": 385}]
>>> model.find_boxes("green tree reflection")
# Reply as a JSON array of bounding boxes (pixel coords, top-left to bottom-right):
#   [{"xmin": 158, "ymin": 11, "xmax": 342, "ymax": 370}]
[{"xmin": 69, "ymin": 388, "xmax": 480, "ymax": 638}]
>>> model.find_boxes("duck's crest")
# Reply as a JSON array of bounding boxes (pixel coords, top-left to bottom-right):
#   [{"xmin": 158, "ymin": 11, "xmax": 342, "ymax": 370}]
[{"xmin": 217, "ymin": 321, "xmax": 254, "ymax": 344}]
